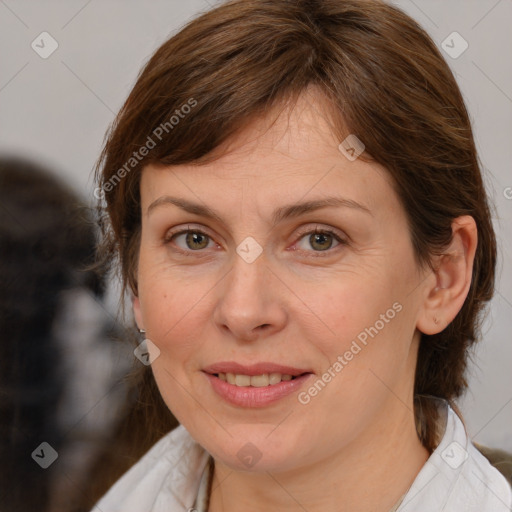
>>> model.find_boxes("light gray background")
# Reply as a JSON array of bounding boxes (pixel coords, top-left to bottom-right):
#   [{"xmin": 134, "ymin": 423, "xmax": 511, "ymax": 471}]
[{"xmin": 1, "ymin": 0, "xmax": 511, "ymax": 450}]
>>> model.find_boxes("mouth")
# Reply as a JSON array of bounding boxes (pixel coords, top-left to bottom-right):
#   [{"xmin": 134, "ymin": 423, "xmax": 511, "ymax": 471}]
[
  {"xmin": 202, "ymin": 361, "xmax": 312, "ymax": 383},
  {"xmin": 202, "ymin": 362, "xmax": 314, "ymax": 407}
]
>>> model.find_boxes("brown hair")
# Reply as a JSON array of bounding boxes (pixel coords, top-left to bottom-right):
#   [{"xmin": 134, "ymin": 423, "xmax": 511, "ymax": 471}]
[{"xmin": 96, "ymin": 0, "xmax": 496, "ymax": 452}]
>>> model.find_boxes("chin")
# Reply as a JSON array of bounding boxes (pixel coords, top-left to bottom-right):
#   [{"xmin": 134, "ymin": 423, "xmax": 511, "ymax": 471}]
[
  {"xmin": 216, "ymin": 447, "xmax": 300, "ymax": 474},
  {"xmin": 202, "ymin": 426, "xmax": 307, "ymax": 473}
]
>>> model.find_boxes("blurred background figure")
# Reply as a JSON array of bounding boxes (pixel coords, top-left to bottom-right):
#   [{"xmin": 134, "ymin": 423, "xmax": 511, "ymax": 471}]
[{"xmin": 0, "ymin": 156, "xmax": 132, "ymax": 512}]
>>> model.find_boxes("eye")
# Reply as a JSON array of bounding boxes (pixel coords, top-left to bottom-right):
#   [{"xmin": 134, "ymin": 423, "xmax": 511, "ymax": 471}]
[
  {"xmin": 164, "ymin": 227, "xmax": 216, "ymax": 252},
  {"xmin": 293, "ymin": 227, "xmax": 346, "ymax": 254},
  {"xmin": 164, "ymin": 225, "xmax": 346, "ymax": 256}
]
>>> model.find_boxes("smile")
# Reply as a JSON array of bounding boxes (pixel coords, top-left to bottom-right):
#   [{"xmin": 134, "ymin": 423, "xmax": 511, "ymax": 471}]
[{"xmin": 202, "ymin": 362, "xmax": 314, "ymax": 407}]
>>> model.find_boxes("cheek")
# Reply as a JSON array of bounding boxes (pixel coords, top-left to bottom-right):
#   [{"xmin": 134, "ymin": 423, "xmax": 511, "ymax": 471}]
[
  {"xmin": 140, "ymin": 274, "xmax": 212, "ymax": 425},
  {"xmin": 296, "ymin": 271, "xmax": 399, "ymax": 346},
  {"xmin": 296, "ymin": 266, "xmax": 413, "ymax": 398},
  {"xmin": 138, "ymin": 269, "xmax": 214, "ymax": 367}
]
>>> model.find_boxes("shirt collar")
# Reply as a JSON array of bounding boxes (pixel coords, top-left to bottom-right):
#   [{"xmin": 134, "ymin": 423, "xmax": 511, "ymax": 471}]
[{"xmin": 398, "ymin": 399, "xmax": 511, "ymax": 511}]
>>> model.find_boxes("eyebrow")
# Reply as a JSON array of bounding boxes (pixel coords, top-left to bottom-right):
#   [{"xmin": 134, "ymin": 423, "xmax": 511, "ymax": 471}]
[{"xmin": 146, "ymin": 195, "xmax": 372, "ymax": 226}]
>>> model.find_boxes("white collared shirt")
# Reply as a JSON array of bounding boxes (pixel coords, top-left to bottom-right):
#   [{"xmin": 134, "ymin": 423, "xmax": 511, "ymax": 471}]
[{"xmin": 92, "ymin": 403, "xmax": 512, "ymax": 511}]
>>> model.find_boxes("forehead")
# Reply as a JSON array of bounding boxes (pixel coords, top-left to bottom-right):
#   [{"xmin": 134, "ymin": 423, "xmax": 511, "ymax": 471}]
[
  {"xmin": 141, "ymin": 90, "xmax": 398, "ymax": 220},
  {"xmin": 197, "ymin": 90, "xmax": 349, "ymax": 174}
]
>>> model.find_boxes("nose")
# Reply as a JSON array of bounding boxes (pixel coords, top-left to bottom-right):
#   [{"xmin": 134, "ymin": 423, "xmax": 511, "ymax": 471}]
[{"xmin": 212, "ymin": 249, "xmax": 287, "ymax": 343}]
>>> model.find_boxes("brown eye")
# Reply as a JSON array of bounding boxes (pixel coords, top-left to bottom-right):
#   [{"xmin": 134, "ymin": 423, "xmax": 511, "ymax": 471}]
[
  {"xmin": 184, "ymin": 232, "xmax": 210, "ymax": 250},
  {"xmin": 308, "ymin": 232, "xmax": 334, "ymax": 251},
  {"xmin": 166, "ymin": 229, "xmax": 213, "ymax": 251},
  {"xmin": 295, "ymin": 229, "xmax": 344, "ymax": 253}
]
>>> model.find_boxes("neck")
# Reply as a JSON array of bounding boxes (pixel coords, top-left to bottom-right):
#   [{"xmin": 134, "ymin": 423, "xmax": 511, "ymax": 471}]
[{"xmin": 208, "ymin": 399, "xmax": 429, "ymax": 512}]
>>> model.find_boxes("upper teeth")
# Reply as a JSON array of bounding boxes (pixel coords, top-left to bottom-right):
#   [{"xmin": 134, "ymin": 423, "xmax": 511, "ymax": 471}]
[{"xmin": 218, "ymin": 372, "xmax": 294, "ymax": 387}]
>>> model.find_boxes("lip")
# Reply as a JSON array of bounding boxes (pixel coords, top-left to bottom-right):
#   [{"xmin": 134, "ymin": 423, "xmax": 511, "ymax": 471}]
[
  {"xmin": 202, "ymin": 361, "xmax": 312, "ymax": 377},
  {"xmin": 202, "ymin": 363, "xmax": 314, "ymax": 408}
]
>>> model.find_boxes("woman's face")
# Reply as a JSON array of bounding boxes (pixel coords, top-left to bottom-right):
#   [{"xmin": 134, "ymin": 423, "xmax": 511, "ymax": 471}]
[{"xmin": 134, "ymin": 92, "xmax": 432, "ymax": 473}]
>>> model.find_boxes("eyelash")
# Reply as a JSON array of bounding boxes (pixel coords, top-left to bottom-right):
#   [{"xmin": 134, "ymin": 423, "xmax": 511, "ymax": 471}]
[{"xmin": 164, "ymin": 225, "xmax": 347, "ymax": 257}]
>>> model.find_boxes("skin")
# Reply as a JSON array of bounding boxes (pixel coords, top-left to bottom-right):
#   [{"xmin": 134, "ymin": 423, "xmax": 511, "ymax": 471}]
[{"xmin": 133, "ymin": 90, "xmax": 477, "ymax": 512}]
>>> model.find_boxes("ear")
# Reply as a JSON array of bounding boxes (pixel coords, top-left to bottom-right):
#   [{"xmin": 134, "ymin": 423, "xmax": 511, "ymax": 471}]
[
  {"xmin": 416, "ymin": 216, "xmax": 478, "ymax": 335},
  {"xmin": 132, "ymin": 294, "xmax": 144, "ymax": 331}
]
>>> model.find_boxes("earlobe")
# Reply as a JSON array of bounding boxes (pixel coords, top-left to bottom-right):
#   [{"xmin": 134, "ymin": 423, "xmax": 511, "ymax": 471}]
[
  {"xmin": 133, "ymin": 294, "xmax": 144, "ymax": 331},
  {"xmin": 417, "ymin": 216, "xmax": 478, "ymax": 335}
]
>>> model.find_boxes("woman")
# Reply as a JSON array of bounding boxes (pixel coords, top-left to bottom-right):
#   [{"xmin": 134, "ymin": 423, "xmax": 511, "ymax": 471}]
[{"xmin": 92, "ymin": 0, "xmax": 512, "ymax": 510}]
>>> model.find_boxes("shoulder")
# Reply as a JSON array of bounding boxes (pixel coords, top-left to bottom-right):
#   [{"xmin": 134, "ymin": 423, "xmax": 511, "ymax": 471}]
[
  {"xmin": 91, "ymin": 424, "xmax": 210, "ymax": 512},
  {"xmin": 474, "ymin": 443, "xmax": 512, "ymax": 487},
  {"xmin": 438, "ymin": 407, "xmax": 512, "ymax": 510},
  {"xmin": 401, "ymin": 403, "xmax": 512, "ymax": 511}
]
